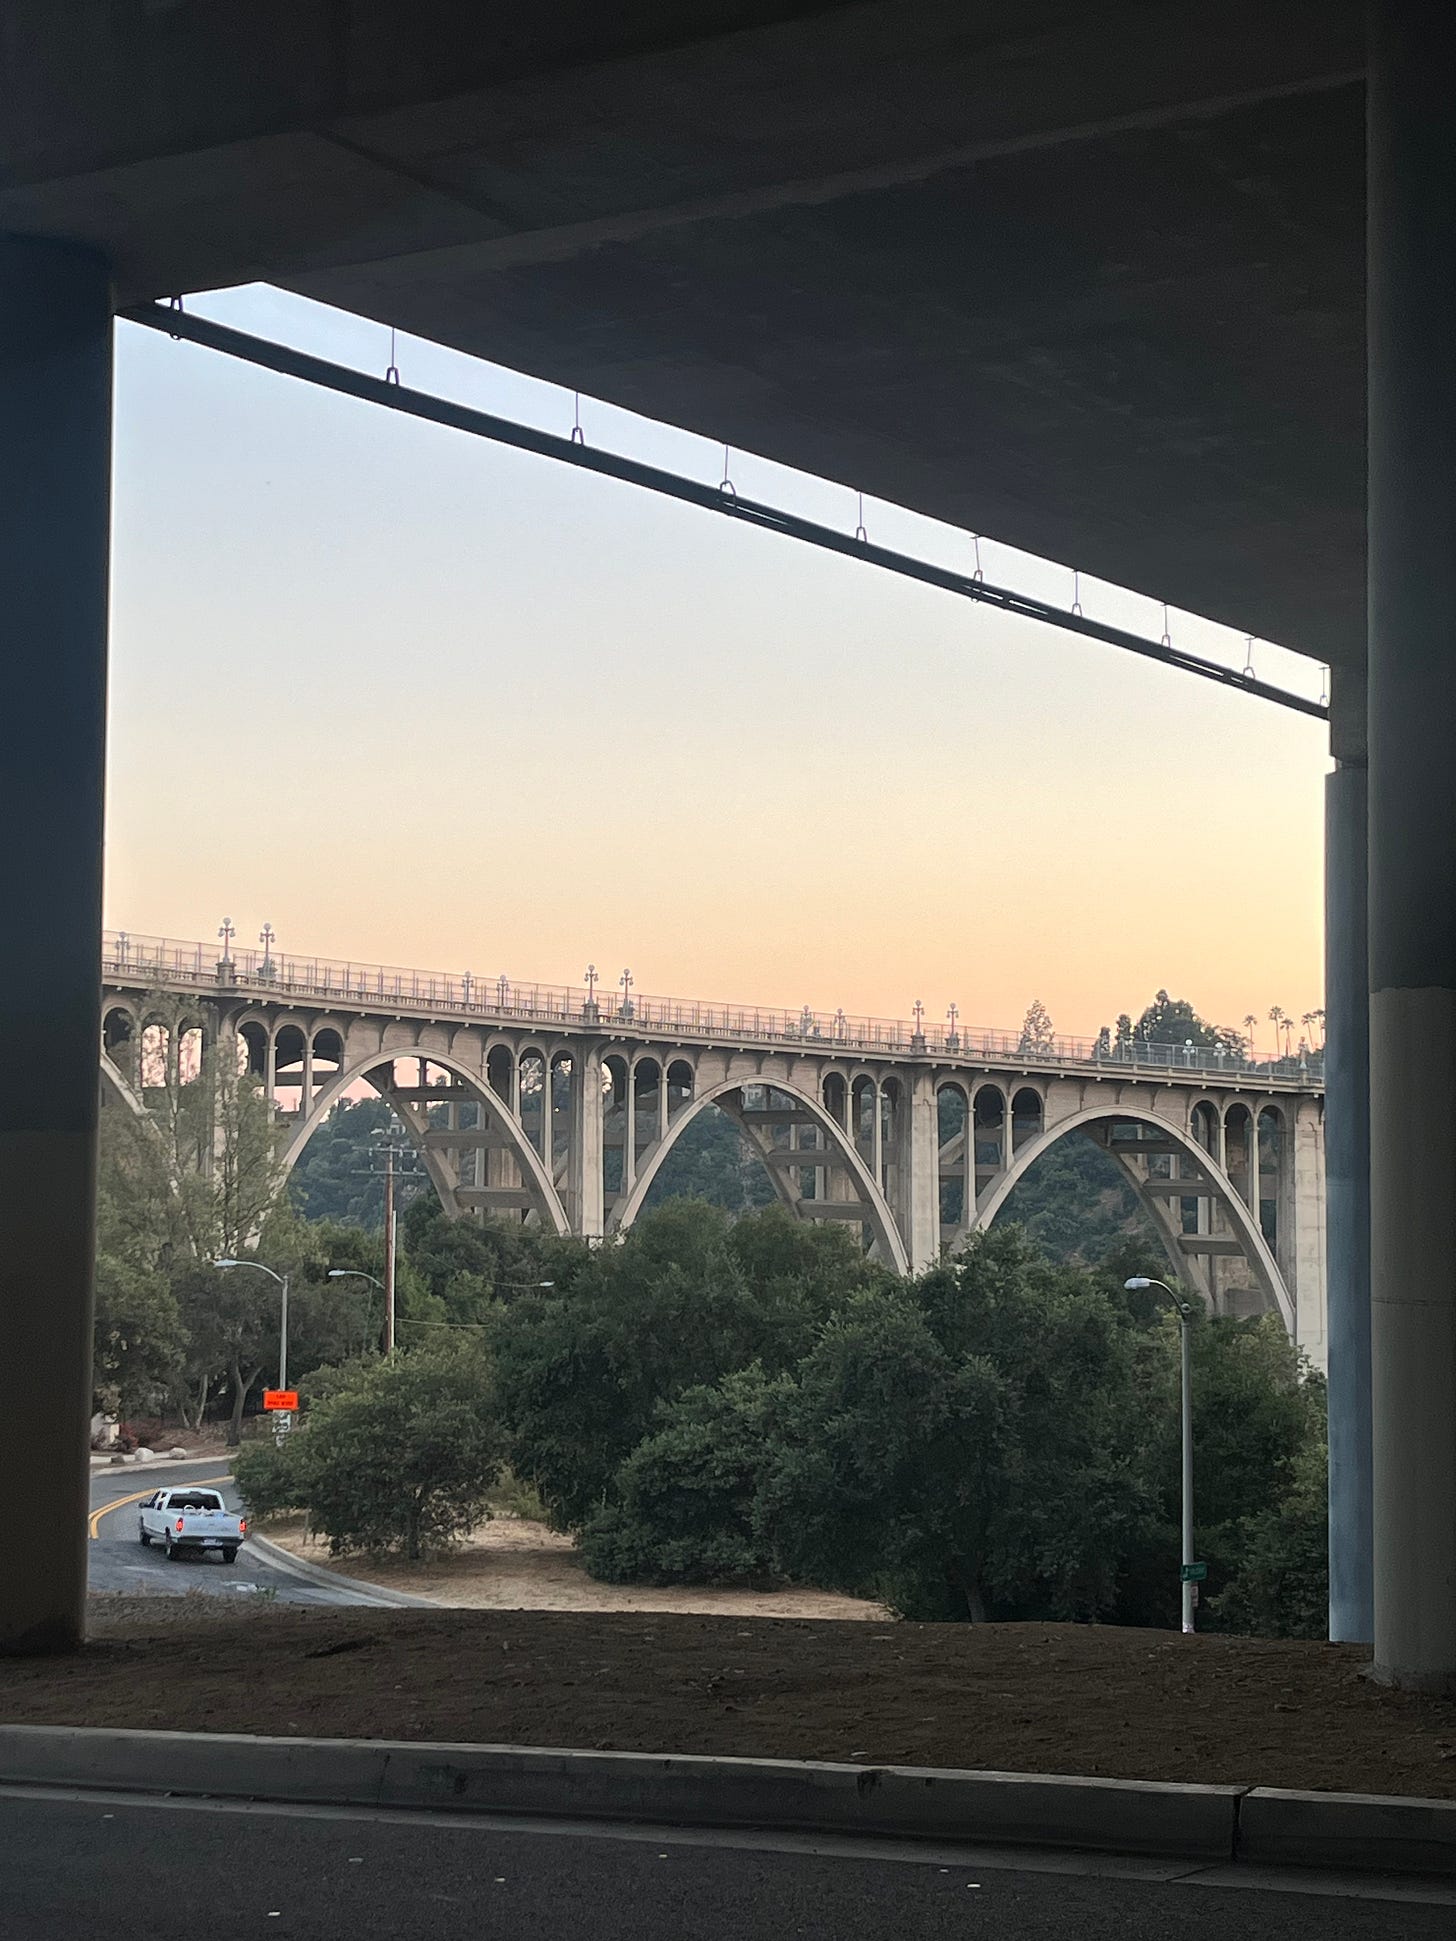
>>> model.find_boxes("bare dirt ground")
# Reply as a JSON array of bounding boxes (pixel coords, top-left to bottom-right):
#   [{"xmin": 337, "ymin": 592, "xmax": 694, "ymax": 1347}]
[
  {"xmin": 259, "ymin": 1514, "xmax": 887, "ymax": 1621},
  {"xmin": 8, "ymin": 1600, "xmax": 1456, "ymax": 1799}
]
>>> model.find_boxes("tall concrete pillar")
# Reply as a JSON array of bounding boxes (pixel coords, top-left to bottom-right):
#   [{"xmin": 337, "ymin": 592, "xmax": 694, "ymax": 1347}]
[
  {"xmin": 1326, "ymin": 752, "xmax": 1373, "ymax": 1643},
  {"xmin": 1368, "ymin": 0, "xmax": 1456, "ymax": 1691},
  {"xmin": 621, "ymin": 1064, "xmax": 637, "ymax": 1195},
  {"xmin": 0, "ymin": 237, "xmax": 113, "ymax": 1654},
  {"xmin": 901, "ymin": 1069, "xmax": 942, "ymax": 1273}
]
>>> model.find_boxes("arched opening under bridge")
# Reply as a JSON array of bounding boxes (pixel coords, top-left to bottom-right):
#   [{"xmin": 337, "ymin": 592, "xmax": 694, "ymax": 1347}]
[{"xmin": 973, "ymin": 1104, "xmax": 1295, "ymax": 1333}]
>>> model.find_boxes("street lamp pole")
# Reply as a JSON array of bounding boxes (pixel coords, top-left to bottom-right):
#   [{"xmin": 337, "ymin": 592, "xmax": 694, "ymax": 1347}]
[
  {"xmin": 214, "ymin": 1257, "xmax": 290, "ymax": 1392},
  {"xmin": 383, "ymin": 1144, "xmax": 396, "ymax": 1357},
  {"xmin": 328, "ymin": 1269, "xmax": 385, "ymax": 1358},
  {"xmin": 1126, "ymin": 1275, "xmax": 1197, "ymax": 1634}
]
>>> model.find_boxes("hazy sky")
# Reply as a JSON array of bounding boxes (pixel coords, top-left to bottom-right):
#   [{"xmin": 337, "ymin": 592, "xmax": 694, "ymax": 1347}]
[{"xmin": 106, "ymin": 286, "xmax": 1328, "ymax": 1050}]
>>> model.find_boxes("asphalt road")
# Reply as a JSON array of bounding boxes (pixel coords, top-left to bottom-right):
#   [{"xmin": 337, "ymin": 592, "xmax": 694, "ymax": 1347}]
[
  {"xmin": 87, "ymin": 1460, "xmax": 362, "ymax": 1606},
  {"xmin": 1, "ymin": 1789, "xmax": 1452, "ymax": 1941}
]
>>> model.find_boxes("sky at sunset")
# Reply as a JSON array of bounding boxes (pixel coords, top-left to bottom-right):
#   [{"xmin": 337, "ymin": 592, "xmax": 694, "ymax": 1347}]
[{"xmin": 105, "ymin": 286, "xmax": 1329, "ymax": 1052}]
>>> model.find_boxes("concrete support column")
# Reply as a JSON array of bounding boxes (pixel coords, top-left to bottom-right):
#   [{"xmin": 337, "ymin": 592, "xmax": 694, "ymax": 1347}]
[
  {"xmin": 302, "ymin": 1034, "xmax": 314, "ymax": 1115},
  {"xmin": 0, "ymin": 237, "xmax": 113, "ymax": 1654},
  {"xmin": 622, "ymin": 1064, "xmax": 637, "ymax": 1195},
  {"xmin": 569, "ymin": 1048, "xmax": 606, "ymax": 1238},
  {"xmin": 871, "ymin": 1082, "xmax": 884, "ymax": 1188},
  {"xmin": 1369, "ymin": 0, "xmax": 1456, "ymax": 1691},
  {"xmin": 901, "ymin": 1070, "xmax": 941, "ymax": 1273},
  {"xmin": 1326, "ymin": 759, "xmax": 1372, "ymax": 1642},
  {"xmin": 657, "ymin": 1067, "xmax": 669, "ymax": 1145}
]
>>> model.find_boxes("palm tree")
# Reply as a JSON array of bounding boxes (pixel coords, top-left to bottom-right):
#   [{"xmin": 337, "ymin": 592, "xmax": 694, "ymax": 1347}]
[
  {"xmin": 1268, "ymin": 1005, "xmax": 1287, "ymax": 1061},
  {"xmin": 1243, "ymin": 1013, "xmax": 1258, "ymax": 1059}
]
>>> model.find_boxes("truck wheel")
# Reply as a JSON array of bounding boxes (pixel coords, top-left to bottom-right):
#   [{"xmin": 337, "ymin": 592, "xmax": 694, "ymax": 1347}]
[
  {"xmin": 221, "ymin": 1548, "xmax": 238, "ymax": 1565},
  {"xmin": 139, "ymin": 1527, "xmax": 151, "ymax": 1546}
]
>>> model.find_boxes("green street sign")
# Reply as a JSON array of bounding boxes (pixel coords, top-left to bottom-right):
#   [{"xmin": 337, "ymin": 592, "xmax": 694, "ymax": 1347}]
[{"xmin": 1180, "ymin": 1562, "xmax": 1208, "ymax": 1583}]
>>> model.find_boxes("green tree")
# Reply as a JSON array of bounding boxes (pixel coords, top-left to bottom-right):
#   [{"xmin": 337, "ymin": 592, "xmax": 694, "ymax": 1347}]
[
  {"xmin": 1127, "ymin": 990, "xmax": 1241, "ymax": 1055},
  {"xmin": 287, "ymin": 1095, "xmax": 428, "ymax": 1227},
  {"xmin": 1209, "ymin": 1403, "xmax": 1329, "ymax": 1638},
  {"xmin": 581, "ymin": 1365, "xmax": 792, "ymax": 1584},
  {"xmin": 572, "ymin": 1226, "xmax": 1155, "ymax": 1610},
  {"xmin": 996, "ymin": 1135, "xmax": 1151, "ymax": 1264},
  {"xmin": 236, "ymin": 1334, "xmax": 507, "ymax": 1558},
  {"xmin": 96, "ymin": 1005, "xmax": 289, "ymax": 1431},
  {"xmin": 399, "ymin": 1196, "xmax": 572, "ymax": 1329},
  {"xmin": 641, "ymin": 1105, "xmax": 777, "ymax": 1215},
  {"xmin": 1018, "ymin": 998, "xmax": 1057, "ymax": 1054},
  {"xmin": 91, "ymin": 1251, "xmax": 184, "ymax": 1418},
  {"xmin": 1116, "ymin": 1312, "xmax": 1325, "ymax": 1629},
  {"xmin": 493, "ymin": 1201, "xmax": 874, "ymax": 1530}
]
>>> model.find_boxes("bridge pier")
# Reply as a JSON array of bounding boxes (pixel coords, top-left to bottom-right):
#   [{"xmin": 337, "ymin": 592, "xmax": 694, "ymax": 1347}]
[
  {"xmin": 900, "ymin": 1070, "xmax": 942, "ymax": 1274},
  {"xmin": 1368, "ymin": 0, "xmax": 1456, "ymax": 1692},
  {"xmin": 570, "ymin": 1047, "xmax": 606, "ymax": 1239},
  {"xmin": 1325, "ymin": 741, "xmax": 1372, "ymax": 1646},
  {"xmin": 0, "ymin": 237, "xmax": 114, "ymax": 1653}
]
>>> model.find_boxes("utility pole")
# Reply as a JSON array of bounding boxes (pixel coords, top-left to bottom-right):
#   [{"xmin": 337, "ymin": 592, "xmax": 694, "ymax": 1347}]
[{"xmin": 351, "ymin": 1135, "xmax": 424, "ymax": 1353}]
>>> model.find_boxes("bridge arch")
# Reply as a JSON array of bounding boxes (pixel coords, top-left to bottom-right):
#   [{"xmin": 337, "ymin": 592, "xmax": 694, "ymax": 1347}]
[
  {"xmin": 609, "ymin": 1073, "xmax": 909, "ymax": 1273},
  {"xmin": 99, "ymin": 1049, "xmax": 151, "ymax": 1125},
  {"xmin": 281, "ymin": 1044, "xmax": 569, "ymax": 1235},
  {"xmin": 972, "ymin": 1103, "xmax": 1295, "ymax": 1333}
]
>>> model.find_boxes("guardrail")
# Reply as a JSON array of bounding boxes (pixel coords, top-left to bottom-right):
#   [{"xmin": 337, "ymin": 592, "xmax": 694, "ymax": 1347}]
[{"xmin": 100, "ymin": 930, "xmax": 1323, "ymax": 1086}]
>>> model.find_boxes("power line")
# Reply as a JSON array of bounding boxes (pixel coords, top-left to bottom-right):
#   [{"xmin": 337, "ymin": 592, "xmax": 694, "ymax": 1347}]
[{"xmin": 120, "ymin": 301, "xmax": 1329, "ymax": 722}]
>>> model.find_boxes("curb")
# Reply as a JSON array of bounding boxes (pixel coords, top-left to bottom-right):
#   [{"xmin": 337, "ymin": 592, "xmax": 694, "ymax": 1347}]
[
  {"xmin": 3, "ymin": 1725, "xmax": 1456, "ymax": 1875},
  {"xmin": 244, "ymin": 1533, "xmax": 437, "ymax": 1610},
  {"xmin": 0, "ymin": 1726, "xmax": 1240, "ymax": 1860}
]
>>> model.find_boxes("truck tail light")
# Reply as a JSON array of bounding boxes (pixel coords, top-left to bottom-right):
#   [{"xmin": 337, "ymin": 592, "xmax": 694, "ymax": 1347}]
[
  {"xmin": 239, "ymin": 1519, "xmax": 248, "ymax": 1535},
  {"xmin": 175, "ymin": 1518, "xmax": 185, "ymax": 1532}
]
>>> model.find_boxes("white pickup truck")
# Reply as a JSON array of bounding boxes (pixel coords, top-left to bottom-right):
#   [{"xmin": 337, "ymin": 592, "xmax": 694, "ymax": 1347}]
[{"xmin": 138, "ymin": 1487, "xmax": 247, "ymax": 1564}]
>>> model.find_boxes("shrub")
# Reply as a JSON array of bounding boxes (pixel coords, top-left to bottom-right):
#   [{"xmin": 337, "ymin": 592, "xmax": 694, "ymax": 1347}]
[
  {"xmin": 580, "ymin": 1367, "xmax": 791, "ymax": 1585},
  {"xmin": 236, "ymin": 1335, "xmax": 507, "ymax": 1559},
  {"xmin": 233, "ymin": 1434, "xmax": 309, "ymax": 1520}
]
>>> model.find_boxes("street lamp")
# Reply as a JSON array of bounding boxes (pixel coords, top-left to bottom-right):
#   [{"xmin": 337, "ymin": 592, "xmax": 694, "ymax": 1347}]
[
  {"xmin": 1125, "ymin": 1275, "xmax": 1198, "ymax": 1635},
  {"xmin": 328, "ymin": 1269, "xmax": 386, "ymax": 1358},
  {"xmin": 215, "ymin": 1257, "xmax": 290, "ymax": 1391}
]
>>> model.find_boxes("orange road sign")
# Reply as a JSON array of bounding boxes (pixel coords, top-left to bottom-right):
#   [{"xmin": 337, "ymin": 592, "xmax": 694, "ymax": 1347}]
[{"xmin": 262, "ymin": 1389, "xmax": 298, "ymax": 1412}]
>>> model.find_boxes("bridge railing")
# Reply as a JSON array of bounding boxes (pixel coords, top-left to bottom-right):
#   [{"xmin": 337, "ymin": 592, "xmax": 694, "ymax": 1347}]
[{"xmin": 100, "ymin": 930, "xmax": 1323, "ymax": 1086}]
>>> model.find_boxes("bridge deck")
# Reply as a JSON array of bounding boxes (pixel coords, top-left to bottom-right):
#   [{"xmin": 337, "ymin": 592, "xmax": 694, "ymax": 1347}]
[{"xmin": 101, "ymin": 930, "xmax": 1321, "ymax": 1094}]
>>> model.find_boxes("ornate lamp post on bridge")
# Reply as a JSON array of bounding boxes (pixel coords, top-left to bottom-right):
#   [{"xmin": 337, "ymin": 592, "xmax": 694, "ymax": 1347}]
[
  {"xmin": 216, "ymin": 916, "xmax": 235, "ymax": 979},
  {"xmin": 911, "ymin": 998, "xmax": 926, "ymax": 1050},
  {"xmin": 946, "ymin": 1001, "xmax": 960, "ymax": 1052},
  {"xmin": 584, "ymin": 963, "xmax": 600, "ymax": 1022},
  {"xmin": 619, "ymin": 968, "xmax": 634, "ymax": 1021},
  {"xmin": 258, "ymin": 923, "xmax": 276, "ymax": 980}
]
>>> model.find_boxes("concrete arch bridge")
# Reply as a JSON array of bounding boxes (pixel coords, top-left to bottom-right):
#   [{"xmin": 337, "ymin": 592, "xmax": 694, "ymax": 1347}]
[{"xmin": 99, "ymin": 932, "xmax": 1326, "ymax": 1367}]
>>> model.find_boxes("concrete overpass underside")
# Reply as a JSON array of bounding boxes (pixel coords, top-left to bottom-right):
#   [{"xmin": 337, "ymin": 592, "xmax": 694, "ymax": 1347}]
[{"xmin": 3, "ymin": 1, "xmax": 1365, "ymax": 678}]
